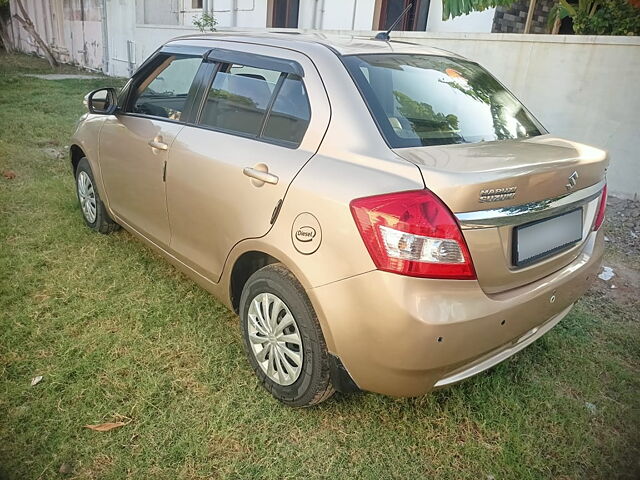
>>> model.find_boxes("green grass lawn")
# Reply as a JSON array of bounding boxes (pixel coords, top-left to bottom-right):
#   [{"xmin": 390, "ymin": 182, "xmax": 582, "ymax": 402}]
[{"xmin": 1, "ymin": 52, "xmax": 639, "ymax": 480}]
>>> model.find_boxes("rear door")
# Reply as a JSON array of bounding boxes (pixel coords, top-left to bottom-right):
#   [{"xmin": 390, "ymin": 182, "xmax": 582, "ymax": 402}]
[{"xmin": 165, "ymin": 43, "xmax": 330, "ymax": 282}]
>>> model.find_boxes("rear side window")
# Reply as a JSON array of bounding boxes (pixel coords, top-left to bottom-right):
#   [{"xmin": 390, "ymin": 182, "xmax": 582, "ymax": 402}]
[
  {"xmin": 199, "ymin": 63, "xmax": 310, "ymax": 147},
  {"xmin": 262, "ymin": 75, "xmax": 310, "ymax": 146},
  {"xmin": 129, "ymin": 55, "xmax": 202, "ymax": 121}
]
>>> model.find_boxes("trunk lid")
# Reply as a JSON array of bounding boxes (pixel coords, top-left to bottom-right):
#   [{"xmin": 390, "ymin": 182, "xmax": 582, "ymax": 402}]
[{"xmin": 394, "ymin": 135, "xmax": 608, "ymax": 293}]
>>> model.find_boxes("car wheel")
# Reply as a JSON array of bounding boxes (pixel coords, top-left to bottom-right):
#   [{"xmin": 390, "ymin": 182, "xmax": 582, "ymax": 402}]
[
  {"xmin": 75, "ymin": 157, "xmax": 119, "ymax": 234},
  {"xmin": 239, "ymin": 263, "xmax": 335, "ymax": 407}
]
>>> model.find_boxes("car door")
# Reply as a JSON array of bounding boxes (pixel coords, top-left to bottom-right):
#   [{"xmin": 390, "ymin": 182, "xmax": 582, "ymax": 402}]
[
  {"xmin": 166, "ymin": 43, "xmax": 331, "ymax": 282},
  {"xmin": 99, "ymin": 48, "xmax": 207, "ymax": 248}
]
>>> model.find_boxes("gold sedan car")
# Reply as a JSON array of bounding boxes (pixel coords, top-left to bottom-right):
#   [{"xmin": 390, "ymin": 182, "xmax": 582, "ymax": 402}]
[{"xmin": 70, "ymin": 33, "xmax": 608, "ymax": 406}]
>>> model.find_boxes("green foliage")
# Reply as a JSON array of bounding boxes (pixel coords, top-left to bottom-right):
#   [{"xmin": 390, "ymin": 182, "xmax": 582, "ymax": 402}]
[
  {"xmin": 548, "ymin": 0, "xmax": 640, "ymax": 34},
  {"xmin": 0, "ymin": 0, "xmax": 10, "ymax": 18},
  {"xmin": 442, "ymin": 0, "xmax": 517, "ymax": 20},
  {"xmin": 192, "ymin": 12, "xmax": 218, "ymax": 32},
  {"xmin": 393, "ymin": 90, "xmax": 460, "ymax": 139},
  {"xmin": 576, "ymin": 0, "xmax": 640, "ymax": 34}
]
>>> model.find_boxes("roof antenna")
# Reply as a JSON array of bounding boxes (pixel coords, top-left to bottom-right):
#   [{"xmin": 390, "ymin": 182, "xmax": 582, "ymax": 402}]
[{"xmin": 374, "ymin": 3, "xmax": 413, "ymax": 41}]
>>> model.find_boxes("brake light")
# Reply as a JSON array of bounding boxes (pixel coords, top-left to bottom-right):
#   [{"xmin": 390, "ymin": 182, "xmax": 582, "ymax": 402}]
[
  {"xmin": 593, "ymin": 184, "xmax": 607, "ymax": 231},
  {"xmin": 350, "ymin": 190, "xmax": 476, "ymax": 279}
]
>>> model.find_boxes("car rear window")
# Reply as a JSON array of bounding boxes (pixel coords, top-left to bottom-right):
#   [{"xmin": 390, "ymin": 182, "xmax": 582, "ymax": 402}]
[{"xmin": 343, "ymin": 54, "xmax": 545, "ymax": 148}]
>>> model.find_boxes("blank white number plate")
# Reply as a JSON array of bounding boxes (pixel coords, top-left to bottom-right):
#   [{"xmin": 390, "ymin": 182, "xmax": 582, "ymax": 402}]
[{"xmin": 514, "ymin": 208, "xmax": 583, "ymax": 266}]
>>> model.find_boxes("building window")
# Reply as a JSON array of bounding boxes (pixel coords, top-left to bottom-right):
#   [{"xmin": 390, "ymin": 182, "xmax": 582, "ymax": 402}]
[
  {"xmin": 270, "ymin": 0, "xmax": 299, "ymax": 28},
  {"xmin": 192, "ymin": 0, "xmax": 203, "ymax": 8},
  {"xmin": 378, "ymin": 0, "xmax": 429, "ymax": 31}
]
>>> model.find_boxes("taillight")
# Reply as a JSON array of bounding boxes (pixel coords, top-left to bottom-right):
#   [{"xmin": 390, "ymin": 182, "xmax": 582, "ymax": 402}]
[
  {"xmin": 593, "ymin": 184, "xmax": 607, "ymax": 231},
  {"xmin": 349, "ymin": 190, "xmax": 476, "ymax": 280}
]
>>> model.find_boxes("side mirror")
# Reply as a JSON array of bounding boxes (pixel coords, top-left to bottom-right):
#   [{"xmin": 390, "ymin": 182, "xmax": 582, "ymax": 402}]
[{"xmin": 86, "ymin": 88, "xmax": 118, "ymax": 115}]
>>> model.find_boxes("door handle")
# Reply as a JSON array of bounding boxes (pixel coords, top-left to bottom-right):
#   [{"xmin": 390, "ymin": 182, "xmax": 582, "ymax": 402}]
[
  {"xmin": 243, "ymin": 167, "xmax": 279, "ymax": 185},
  {"xmin": 148, "ymin": 139, "xmax": 168, "ymax": 151}
]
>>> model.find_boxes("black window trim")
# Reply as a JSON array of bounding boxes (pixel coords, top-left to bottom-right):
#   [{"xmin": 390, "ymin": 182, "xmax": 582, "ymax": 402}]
[
  {"xmin": 203, "ymin": 48, "xmax": 304, "ymax": 78},
  {"xmin": 190, "ymin": 55, "xmax": 311, "ymax": 150}
]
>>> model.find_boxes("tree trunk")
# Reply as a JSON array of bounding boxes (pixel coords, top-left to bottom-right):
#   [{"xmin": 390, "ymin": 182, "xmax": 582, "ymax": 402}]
[
  {"xmin": 0, "ymin": 16, "xmax": 15, "ymax": 53},
  {"xmin": 13, "ymin": 0, "xmax": 58, "ymax": 68},
  {"xmin": 524, "ymin": 0, "xmax": 537, "ymax": 34}
]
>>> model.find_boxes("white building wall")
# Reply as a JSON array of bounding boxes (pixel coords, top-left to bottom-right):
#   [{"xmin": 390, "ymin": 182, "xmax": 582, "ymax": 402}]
[
  {"xmin": 104, "ymin": 0, "xmax": 136, "ymax": 77},
  {"xmin": 298, "ymin": 0, "xmax": 375, "ymax": 30}
]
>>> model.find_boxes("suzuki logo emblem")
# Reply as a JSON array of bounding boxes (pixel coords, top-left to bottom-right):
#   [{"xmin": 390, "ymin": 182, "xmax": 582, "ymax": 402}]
[{"xmin": 566, "ymin": 171, "xmax": 579, "ymax": 191}]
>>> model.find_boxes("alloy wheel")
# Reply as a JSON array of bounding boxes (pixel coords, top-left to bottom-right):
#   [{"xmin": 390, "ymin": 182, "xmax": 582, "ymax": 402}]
[
  {"xmin": 247, "ymin": 292, "xmax": 304, "ymax": 386},
  {"xmin": 77, "ymin": 170, "xmax": 97, "ymax": 223}
]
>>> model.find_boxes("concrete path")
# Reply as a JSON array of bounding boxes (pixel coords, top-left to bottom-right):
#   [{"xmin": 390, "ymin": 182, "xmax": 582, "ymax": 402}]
[{"xmin": 23, "ymin": 73, "xmax": 101, "ymax": 80}]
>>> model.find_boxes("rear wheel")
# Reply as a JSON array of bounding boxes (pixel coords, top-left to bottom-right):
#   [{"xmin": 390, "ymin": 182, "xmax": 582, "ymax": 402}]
[
  {"xmin": 239, "ymin": 264, "xmax": 334, "ymax": 407},
  {"xmin": 75, "ymin": 157, "xmax": 119, "ymax": 234}
]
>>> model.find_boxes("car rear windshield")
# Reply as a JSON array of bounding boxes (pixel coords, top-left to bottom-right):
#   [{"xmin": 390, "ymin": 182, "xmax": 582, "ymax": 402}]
[{"xmin": 343, "ymin": 54, "xmax": 545, "ymax": 148}]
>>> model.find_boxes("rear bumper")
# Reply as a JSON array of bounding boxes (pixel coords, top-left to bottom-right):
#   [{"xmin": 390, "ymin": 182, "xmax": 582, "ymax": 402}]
[{"xmin": 309, "ymin": 229, "xmax": 604, "ymax": 397}]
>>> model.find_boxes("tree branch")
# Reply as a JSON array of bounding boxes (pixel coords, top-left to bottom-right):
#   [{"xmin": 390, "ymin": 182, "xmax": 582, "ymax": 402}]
[{"xmin": 13, "ymin": 0, "xmax": 58, "ymax": 68}]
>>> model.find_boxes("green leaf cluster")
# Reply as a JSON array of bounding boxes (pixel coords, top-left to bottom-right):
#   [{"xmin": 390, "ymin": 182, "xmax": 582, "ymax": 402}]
[
  {"xmin": 192, "ymin": 12, "xmax": 218, "ymax": 33},
  {"xmin": 548, "ymin": 0, "xmax": 640, "ymax": 34},
  {"xmin": 442, "ymin": 0, "xmax": 517, "ymax": 20}
]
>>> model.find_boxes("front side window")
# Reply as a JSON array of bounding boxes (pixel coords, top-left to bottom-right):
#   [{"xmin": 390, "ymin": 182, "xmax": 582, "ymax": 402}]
[
  {"xmin": 199, "ymin": 63, "xmax": 310, "ymax": 146},
  {"xmin": 343, "ymin": 54, "xmax": 545, "ymax": 148},
  {"xmin": 129, "ymin": 55, "xmax": 202, "ymax": 121}
]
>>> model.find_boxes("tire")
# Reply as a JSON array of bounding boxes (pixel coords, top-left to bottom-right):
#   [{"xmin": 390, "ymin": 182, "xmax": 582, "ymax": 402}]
[
  {"xmin": 239, "ymin": 263, "xmax": 335, "ymax": 407},
  {"xmin": 75, "ymin": 157, "xmax": 119, "ymax": 234}
]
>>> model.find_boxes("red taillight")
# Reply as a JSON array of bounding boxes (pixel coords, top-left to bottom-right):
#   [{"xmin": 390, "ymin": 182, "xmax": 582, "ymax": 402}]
[
  {"xmin": 593, "ymin": 184, "xmax": 607, "ymax": 231},
  {"xmin": 349, "ymin": 190, "xmax": 476, "ymax": 280}
]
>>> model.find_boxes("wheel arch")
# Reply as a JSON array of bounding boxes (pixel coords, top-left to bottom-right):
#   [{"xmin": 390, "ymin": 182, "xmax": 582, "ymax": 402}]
[
  {"xmin": 229, "ymin": 250, "xmax": 280, "ymax": 314},
  {"xmin": 70, "ymin": 144, "xmax": 85, "ymax": 175}
]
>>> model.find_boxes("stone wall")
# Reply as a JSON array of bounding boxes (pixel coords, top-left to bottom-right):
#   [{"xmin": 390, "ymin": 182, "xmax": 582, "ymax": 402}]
[{"xmin": 492, "ymin": 0, "xmax": 556, "ymax": 34}]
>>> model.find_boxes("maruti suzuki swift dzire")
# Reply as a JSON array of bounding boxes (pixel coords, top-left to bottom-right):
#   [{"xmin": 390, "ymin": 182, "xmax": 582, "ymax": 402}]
[{"xmin": 71, "ymin": 33, "xmax": 607, "ymax": 406}]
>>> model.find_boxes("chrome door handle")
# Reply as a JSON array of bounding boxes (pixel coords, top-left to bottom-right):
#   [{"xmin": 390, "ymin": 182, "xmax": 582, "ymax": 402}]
[
  {"xmin": 148, "ymin": 140, "xmax": 168, "ymax": 151},
  {"xmin": 243, "ymin": 167, "xmax": 279, "ymax": 185}
]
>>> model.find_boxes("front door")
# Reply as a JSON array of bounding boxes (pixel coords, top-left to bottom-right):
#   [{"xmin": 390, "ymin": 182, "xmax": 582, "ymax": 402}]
[
  {"xmin": 166, "ymin": 43, "xmax": 330, "ymax": 282},
  {"xmin": 99, "ymin": 53, "xmax": 204, "ymax": 248}
]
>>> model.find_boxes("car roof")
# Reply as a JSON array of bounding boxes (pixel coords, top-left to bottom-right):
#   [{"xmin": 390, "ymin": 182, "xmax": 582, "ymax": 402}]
[{"xmin": 167, "ymin": 31, "xmax": 463, "ymax": 59}]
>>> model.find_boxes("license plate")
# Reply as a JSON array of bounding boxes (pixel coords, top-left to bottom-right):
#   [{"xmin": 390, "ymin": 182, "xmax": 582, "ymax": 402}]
[{"xmin": 513, "ymin": 208, "xmax": 583, "ymax": 266}]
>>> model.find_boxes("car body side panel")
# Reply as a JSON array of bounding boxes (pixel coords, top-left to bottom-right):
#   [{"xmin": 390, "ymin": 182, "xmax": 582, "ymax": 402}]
[
  {"xmin": 165, "ymin": 41, "xmax": 331, "ymax": 283},
  {"xmin": 216, "ymin": 41, "xmax": 426, "ymax": 290},
  {"xmin": 218, "ymin": 152, "xmax": 424, "ymax": 351}
]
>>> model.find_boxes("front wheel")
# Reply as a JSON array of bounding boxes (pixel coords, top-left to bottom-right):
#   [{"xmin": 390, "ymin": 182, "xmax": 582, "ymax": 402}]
[
  {"xmin": 239, "ymin": 264, "xmax": 335, "ymax": 407},
  {"xmin": 75, "ymin": 157, "xmax": 119, "ymax": 234}
]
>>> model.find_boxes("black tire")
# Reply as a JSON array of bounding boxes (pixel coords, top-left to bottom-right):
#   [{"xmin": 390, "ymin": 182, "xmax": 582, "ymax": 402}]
[
  {"xmin": 239, "ymin": 263, "xmax": 335, "ymax": 407},
  {"xmin": 75, "ymin": 157, "xmax": 120, "ymax": 234}
]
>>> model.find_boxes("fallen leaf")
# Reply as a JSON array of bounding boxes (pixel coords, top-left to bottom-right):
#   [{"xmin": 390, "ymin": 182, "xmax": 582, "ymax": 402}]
[
  {"xmin": 30, "ymin": 375, "xmax": 43, "ymax": 386},
  {"xmin": 84, "ymin": 421, "xmax": 128, "ymax": 432},
  {"xmin": 2, "ymin": 170, "xmax": 16, "ymax": 180}
]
